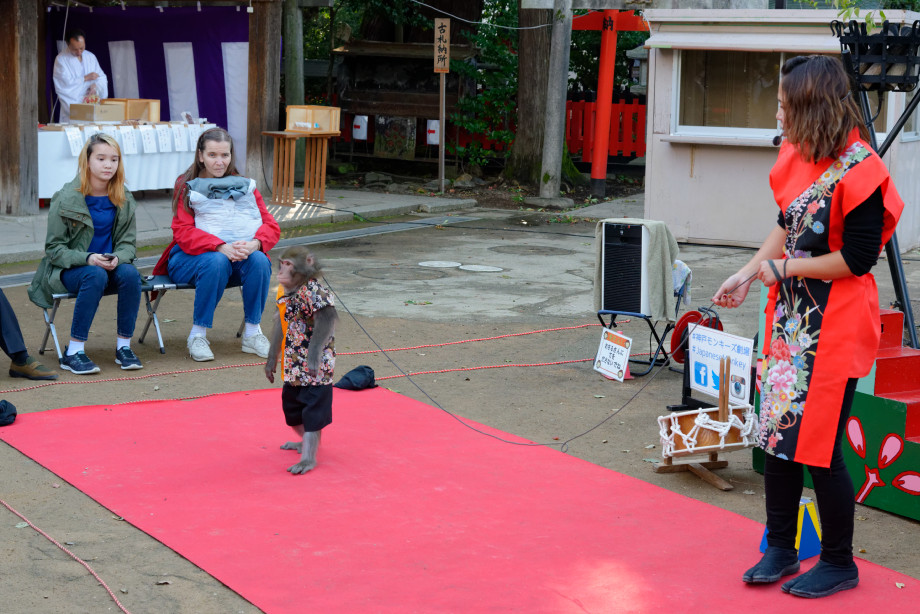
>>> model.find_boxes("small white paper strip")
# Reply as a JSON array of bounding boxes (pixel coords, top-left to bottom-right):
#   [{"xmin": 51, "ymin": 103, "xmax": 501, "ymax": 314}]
[
  {"xmin": 138, "ymin": 125, "xmax": 157, "ymax": 153},
  {"xmin": 171, "ymin": 124, "xmax": 189, "ymax": 151},
  {"xmin": 155, "ymin": 124, "xmax": 172, "ymax": 152},
  {"xmin": 594, "ymin": 328, "xmax": 632, "ymax": 382},
  {"xmin": 187, "ymin": 123, "xmax": 202, "ymax": 147},
  {"xmin": 119, "ymin": 126, "xmax": 138, "ymax": 155},
  {"xmin": 64, "ymin": 126, "xmax": 84, "ymax": 157},
  {"xmin": 82, "ymin": 125, "xmax": 101, "ymax": 142}
]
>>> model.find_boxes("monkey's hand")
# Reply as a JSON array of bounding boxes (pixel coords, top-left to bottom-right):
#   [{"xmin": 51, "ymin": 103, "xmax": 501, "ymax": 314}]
[
  {"xmin": 307, "ymin": 306, "xmax": 338, "ymax": 376},
  {"xmin": 265, "ymin": 310, "xmax": 283, "ymax": 383}
]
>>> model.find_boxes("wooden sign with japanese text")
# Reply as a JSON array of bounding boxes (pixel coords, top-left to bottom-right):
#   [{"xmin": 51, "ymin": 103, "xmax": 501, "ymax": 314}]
[{"xmin": 434, "ymin": 18, "xmax": 450, "ymax": 73}]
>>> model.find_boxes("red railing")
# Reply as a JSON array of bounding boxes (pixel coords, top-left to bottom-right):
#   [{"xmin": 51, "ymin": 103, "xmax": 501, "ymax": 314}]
[
  {"xmin": 336, "ymin": 97, "xmax": 647, "ymax": 161},
  {"xmin": 566, "ymin": 96, "xmax": 646, "ymax": 160}
]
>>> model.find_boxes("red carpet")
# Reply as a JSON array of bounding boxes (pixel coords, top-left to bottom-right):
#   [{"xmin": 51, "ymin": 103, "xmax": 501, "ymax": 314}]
[{"xmin": 0, "ymin": 388, "xmax": 915, "ymax": 613}]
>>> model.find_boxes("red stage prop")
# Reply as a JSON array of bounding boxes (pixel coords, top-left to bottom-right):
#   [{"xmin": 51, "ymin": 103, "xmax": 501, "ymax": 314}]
[{"xmin": 0, "ymin": 388, "xmax": 915, "ymax": 613}]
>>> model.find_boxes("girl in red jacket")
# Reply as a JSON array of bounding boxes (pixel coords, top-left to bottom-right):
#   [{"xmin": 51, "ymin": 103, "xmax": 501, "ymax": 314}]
[{"xmin": 153, "ymin": 128, "xmax": 280, "ymax": 362}]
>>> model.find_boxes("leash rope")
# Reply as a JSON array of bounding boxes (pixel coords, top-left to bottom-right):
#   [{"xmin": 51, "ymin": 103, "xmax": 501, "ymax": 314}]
[{"xmin": 0, "ymin": 498, "xmax": 132, "ymax": 614}]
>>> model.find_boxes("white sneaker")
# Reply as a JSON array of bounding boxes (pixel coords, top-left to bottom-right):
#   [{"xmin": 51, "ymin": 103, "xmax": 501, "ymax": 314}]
[
  {"xmin": 188, "ymin": 335, "xmax": 214, "ymax": 362},
  {"xmin": 241, "ymin": 332, "xmax": 271, "ymax": 358}
]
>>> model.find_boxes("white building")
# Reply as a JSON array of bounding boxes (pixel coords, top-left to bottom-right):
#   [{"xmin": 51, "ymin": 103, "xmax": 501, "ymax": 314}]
[{"xmin": 642, "ymin": 9, "xmax": 920, "ymax": 251}]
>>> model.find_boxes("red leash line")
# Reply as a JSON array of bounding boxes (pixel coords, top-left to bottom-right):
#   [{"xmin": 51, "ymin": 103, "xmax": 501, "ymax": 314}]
[
  {"xmin": 340, "ymin": 322, "xmax": 604, "ymax": 355},
  {"xmin": 0, "ymin": 362, "xmax": 264, "ymax": 394},
  {"xmin": 374, "ymin": 358, "xmax": 596, "ymax": 380},
  {"xmin": 2, "ymin": 323, "xmax": 611, "ymax": 394},
  {"xmin": 0, "ymin": 498, "xmax": 132, "ymax": 614}
]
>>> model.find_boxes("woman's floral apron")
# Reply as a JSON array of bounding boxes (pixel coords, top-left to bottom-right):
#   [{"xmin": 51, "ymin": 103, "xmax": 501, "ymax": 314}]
[{"xmin": 759, "ymin": 143, "xmax": 872, "ymax": 462}]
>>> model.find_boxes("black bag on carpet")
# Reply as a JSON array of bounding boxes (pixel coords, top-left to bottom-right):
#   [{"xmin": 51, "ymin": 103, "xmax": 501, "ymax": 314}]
[
  {"xmin": 0, "ymin": 400, "xmax": 16, "ymax": 426},
  {"xmin": 334, "ymin": 366, "xmax": 377, "ymax": 391}
]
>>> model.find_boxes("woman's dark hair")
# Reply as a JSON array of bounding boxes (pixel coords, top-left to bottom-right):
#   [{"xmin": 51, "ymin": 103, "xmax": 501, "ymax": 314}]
[
  {"xmin": 172, "ymin": 127, "xmax": 238, "ymax": 214},
  {"xmin": 779, "ymin": 55, "xmax": 868, "ymax": 163}
]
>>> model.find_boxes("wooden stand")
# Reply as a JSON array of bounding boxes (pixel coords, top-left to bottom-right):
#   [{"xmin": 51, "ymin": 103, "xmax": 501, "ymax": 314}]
[
  {"xmin": 654, "ymin": 453, "xmax": 733, "ymax": 491},
  {"xmin": 655, "ymin": 357, "xmax": 738, "ymax": 491},
  {"xmin": 261, "ymin": 130, "xmax": 339, "ymax": 206}
]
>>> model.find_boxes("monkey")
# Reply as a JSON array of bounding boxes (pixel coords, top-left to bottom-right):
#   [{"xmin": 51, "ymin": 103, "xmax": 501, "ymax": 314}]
[{"xmin": 264, "ymin": 245, "xmax": 338, "ymax": 474}]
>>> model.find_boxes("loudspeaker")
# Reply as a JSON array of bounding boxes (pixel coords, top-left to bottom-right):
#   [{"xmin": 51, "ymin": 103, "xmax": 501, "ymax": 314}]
[{"xmin": 600, "ymin": 222, "xmax": 650, "ymax": 314}]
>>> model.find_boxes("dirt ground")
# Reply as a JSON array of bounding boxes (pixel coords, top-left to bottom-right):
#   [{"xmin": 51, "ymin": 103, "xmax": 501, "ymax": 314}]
[{"xmin": 0, "ymin": 204, "xmax": 917, "ymax": 613}]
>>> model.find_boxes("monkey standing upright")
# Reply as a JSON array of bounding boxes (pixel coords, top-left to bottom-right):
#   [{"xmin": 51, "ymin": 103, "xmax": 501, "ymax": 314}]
[{"xmin": 264, "ymin": 246, "xmax": 339, "ymax": 474}]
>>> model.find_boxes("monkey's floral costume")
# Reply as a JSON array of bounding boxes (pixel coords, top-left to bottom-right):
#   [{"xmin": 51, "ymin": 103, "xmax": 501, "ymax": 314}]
[
  {"xmin": 760, "ymin": 129, "xmax": 902, "ymax": 468},
  {"xmin": 279, "ymin": 279, "xmax": 336, "ymax": 386}
]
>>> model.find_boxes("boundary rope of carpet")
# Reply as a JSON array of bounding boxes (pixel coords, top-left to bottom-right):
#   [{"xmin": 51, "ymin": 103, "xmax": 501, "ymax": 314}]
[
  {"xmin": 0, "ymin": 323, "xmax": 613, "ymax": 395},
  {"xmin": 0, "ymin": 498, "xmax": 132, "ymax": 614}
]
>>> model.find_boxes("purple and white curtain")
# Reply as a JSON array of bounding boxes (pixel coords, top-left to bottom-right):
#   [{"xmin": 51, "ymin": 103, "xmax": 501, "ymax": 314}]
[{"xmin": 47, "ymin": 6, "xmax": 251, "ymax": 171}]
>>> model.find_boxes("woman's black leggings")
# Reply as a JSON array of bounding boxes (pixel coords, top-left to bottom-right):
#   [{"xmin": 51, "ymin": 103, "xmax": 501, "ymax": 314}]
[{"xmin": 763, "ymin": 378, "xmax": 858, "ymax": 567}]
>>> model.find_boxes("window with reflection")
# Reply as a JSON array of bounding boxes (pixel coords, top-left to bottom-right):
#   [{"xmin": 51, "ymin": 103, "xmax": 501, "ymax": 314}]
[{"xmin": 676, "ymin": 51, "xmax": 888, "ymax": 136}]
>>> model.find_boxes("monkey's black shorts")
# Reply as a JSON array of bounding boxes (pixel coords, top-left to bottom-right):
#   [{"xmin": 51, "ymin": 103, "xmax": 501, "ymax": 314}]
[{"xmin": 281, "ymin": 383, "xmax": 333, "ymax": 431}]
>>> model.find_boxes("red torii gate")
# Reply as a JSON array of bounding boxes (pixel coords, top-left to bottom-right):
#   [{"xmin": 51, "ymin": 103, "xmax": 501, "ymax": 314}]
[{"xmin": 573, "ymin": 10, "xmax": 648, "ymax": 197}]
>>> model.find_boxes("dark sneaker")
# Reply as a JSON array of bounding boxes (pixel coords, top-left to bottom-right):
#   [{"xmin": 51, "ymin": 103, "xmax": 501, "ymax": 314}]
[
  {"xmin": 115, "ymin": 347, "xmax": 143, "ymax": 370},
  {"xmin": 781, "ymin": 560, "xmax": 859, "ymax": 598},
  {"xmin": 60, "ymin": 350, "xmax": 101, "ymax": 375},
  {"xmin": 742, "ymin": 546, "xmax": 800, "ymax": 584},
  {"xmin": 9, "ymin": 357, "xmax": 59, "ymax": 380}
]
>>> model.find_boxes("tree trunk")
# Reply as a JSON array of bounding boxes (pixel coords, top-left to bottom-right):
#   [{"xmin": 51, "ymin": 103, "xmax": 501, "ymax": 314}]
[
  {"xmin": 506, "ymin": 5, "xmax": 551, "ymax": 187},
  {"xmin": 283, "ymin": 0, "xmax": 306, "ymax": 182}
]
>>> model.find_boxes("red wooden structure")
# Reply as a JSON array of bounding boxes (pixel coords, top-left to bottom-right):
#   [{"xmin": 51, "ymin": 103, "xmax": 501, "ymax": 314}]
[
  {"xmin": 572, "ymin": 10, "xmax": 648, "ymax": 195},
  {"xmin": 565, "ymin": 95, "xmax": 646, "ymax": 160}
]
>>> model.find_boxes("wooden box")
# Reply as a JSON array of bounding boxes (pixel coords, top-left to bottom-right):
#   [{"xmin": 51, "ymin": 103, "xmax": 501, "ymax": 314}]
[
  {"xmin": 127, "ymin": 99, "xmax": 160, "ymax": 122},
  {"xmin": 103, "ymin": 98, "xmax": 160, "ymax": 122},
  {"xmin": 70, "ymin": 100, "xmax": 126, "ymax": 122},
  {"xmin": 285, "ymin": 105, "xmax": 341, "ymax": 134}
]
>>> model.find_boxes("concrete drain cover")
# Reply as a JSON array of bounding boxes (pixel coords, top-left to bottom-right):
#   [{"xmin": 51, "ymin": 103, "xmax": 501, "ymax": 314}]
[
  {"xmin": 418, "ymin": 261, "xmax": 462, "ymax": 268},
  {"xmin": 458, "ymin": 264, "xmax": 503, "ymax": 272},
  {"xmin": 489, "ymin": 245, "xmax": 574, "ymax": 257},
  {"xmin": 353, "ymin": 267, "xmax": 448, "ymax": 281}
]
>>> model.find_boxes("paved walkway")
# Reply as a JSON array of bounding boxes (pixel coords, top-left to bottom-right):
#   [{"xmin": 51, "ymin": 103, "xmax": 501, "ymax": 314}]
[{"xmin": 0, "ymin": 189, "xmax": 644, "ymax": 265}]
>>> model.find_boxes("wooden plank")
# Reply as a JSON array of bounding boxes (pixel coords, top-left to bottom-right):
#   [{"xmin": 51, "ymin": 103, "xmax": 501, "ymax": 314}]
[
  {"xmin": 246, "ymin": 0, "xmax": 282, "ymax": 196},
  {"xmin": 0, "ymin": 0, "xmax": 39, "ymax": 216},
  {"xmin": 653, "ymin": 460, "xmax": 729, "ymax": 473},
  {"xmin": 688, "ymin": 462, "xmax": 735, "ymax": 491}
]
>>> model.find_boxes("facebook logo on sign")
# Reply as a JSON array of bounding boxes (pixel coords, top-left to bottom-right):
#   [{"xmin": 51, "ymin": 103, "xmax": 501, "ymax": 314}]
[{"xmin": 694, "ymin": 362, "xmax": 707, "ymax": 387}]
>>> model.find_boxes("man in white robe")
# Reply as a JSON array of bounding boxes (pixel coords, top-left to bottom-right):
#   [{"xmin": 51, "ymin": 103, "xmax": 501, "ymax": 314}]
[{"xmin": 53, "ymin": 29, "xmax": 108, "ymax": 123}]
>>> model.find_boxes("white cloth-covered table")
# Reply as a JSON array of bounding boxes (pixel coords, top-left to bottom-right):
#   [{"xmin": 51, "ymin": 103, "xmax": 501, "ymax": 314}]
[{"xmin": 38, "ymin": 123, "xmax": 215, "ymax": 198}]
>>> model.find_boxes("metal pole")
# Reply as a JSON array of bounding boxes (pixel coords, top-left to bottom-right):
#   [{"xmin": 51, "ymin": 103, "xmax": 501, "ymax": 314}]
[{"xmin": 846, "ymin": 49, "xmax": 919, "ymax": 348}]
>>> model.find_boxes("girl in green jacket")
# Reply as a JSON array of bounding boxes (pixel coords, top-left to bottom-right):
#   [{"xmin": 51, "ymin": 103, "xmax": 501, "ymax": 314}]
[{"xmin": 29, "ymin": 133, "xmax": 143, "ymax": 375}]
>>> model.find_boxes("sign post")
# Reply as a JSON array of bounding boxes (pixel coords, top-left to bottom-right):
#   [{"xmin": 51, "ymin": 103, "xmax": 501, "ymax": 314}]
[{"xmin": 434, "ymin": 18, "xmax": 450, "ymax": 193}]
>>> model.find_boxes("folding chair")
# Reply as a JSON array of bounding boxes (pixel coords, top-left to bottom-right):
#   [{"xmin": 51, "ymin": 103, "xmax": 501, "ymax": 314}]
[
  {"xmin": 597, "ymin": 275, "xmax": 689, "ymax": 376},
  {"xmin": 137, "ymin": 274, "xmax": 246, "ymax": 354},
  {"xmin": 39, "ymin": 279, "xmax": 162, "ymax": 360}
]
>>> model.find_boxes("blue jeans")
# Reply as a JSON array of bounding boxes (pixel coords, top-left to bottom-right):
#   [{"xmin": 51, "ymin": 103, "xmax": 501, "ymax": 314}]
[
  {"xmin": 166, "ymin": 245, "xmax": 271, "ymax": 329},
  {"xmin": 60, "ymin": 263, "xmax": 142, "ymax": 341}
]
